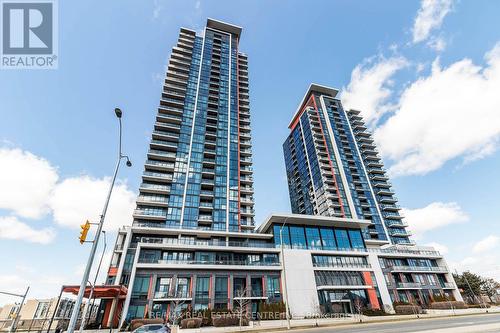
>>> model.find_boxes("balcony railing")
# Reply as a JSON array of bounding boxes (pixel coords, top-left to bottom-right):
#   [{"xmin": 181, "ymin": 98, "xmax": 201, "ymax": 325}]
[
  {"xmin": 154, "ymin": 291, "xmax": 191, "ymax": 299},
  {"xmin": 139, "ymin": 258, "xmax": 280, "ymax": 266},
  {"xmin": 396, "ymin": 282, "xmax": 422, "ymax": 289},
  {"xmin": 441, "ymin": 282, "xmax": 455, "ymax": 289},
  {"xmin": 133, "ymin": 209, "xmax": 167, "ymax": 218},
  {"xmin": 138, "ymin": 237, "xmax": 275, "ymax": 249},
  {"xmin": 388, "ymin": 265, "xmax": 448, "ymax": 272},
  {"xmin": 313, "ymin": 262, "xmax": 371, "ymax": 269},
  {"xmin": 133, "ymin": 221, "xmax": 260, "ymax": 233}
]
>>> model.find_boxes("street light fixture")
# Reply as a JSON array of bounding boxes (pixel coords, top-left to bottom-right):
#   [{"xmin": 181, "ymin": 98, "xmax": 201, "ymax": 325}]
[{"xmin": 66, "ymin": 108, "xmax": 131, "ymax": 333}]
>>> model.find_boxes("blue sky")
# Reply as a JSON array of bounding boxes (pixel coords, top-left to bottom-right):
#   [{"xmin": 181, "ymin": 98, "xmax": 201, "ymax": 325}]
[{"xmin": 1, "ymin": 0, "xmax": 500, "ymax": 304}]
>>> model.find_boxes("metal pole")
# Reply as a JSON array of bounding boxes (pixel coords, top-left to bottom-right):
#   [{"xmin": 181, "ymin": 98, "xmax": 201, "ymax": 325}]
[
  {"xmin": 9, "ymin": 286, "xmax": 29, "ymax": 333},
  {"xmin": 67, "ymin": 113, "xmax": 127, "ymax": 333},
  {"xmin": 279, "ymin": 220, "xmax": 291, "ymax": 330},
  {"xmin": 46, "ymin": 286, "xmax": 64, "ymax": 333},
  {"xmin": 79, "ymin": 231, "xmax": 107, "ymax": 333}
]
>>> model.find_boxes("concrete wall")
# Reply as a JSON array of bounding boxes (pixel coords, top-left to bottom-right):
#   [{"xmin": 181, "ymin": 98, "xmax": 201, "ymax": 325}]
[{"xmin": 282, "ymin": 249, "xmax": 320, "ymax": 318}]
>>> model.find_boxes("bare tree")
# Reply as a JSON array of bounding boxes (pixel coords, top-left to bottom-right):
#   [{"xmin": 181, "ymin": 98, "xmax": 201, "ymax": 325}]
[
  {"xmin": 353, "ymin": 298, "xmax": 363, "ymax": 323},
  {"xmin": 233, "ymin": 287, "xmax": 251, "ymax": 329},
  {"xmin": 168, "ymin": 299, "xmax": 186, "ymax": 327}
]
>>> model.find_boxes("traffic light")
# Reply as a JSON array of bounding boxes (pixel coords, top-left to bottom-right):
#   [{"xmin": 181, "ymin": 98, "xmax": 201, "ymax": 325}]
[{"xmin": 79, "ymin": 220, "xmax": 91, "ymax": 244}]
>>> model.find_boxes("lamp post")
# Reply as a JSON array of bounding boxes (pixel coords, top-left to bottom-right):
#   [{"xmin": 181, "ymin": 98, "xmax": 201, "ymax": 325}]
[
  {"xmin": 79, "ymin": 230, "xmax": 107, "ymax": 333},
  {"xmin": 279, "ymin": 219, "xmax": 291, "ymax": 330},
  {"xmin": 67, "ymin": 108, "xmax": 131, "ymax": 333}
]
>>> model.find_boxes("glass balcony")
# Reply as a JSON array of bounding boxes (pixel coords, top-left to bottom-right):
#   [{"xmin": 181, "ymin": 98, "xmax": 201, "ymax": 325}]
[
  {"xmin": 396, "ymin": 282, "xmax": 422, "ymax": 289},
  {"xmin": 388, "ymin": 265, "xmax": 448, "ymax": 273}
]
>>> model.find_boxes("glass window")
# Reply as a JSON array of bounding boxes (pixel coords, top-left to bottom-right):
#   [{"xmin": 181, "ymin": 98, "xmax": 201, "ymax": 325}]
[
  {"xmin": 132, "ymin": 276, "xmax": 150, "ymax": 296},
  {"xmin": 320, "ymin": 228, "xmax": 336, "ymax": 250},
  {"xmin": 175, "ymin": 277, "xmax": 190, "ymax": 298},
  {"xmin": 215, "ymin": 277, "xmax": 228, "ymax": 304},
  {"xmin": 194, "ymin": 277, "xmax": 209, "ymax": 311},
  {"xmin": 273, "ymin": 225, "xmax": 290, "ymax": 247},
  {"xmin": 290, "ymin": 226, "xmax": 307, "ymax": 249},
  {"xmin": 305, "ymin": 227, "xmax": 321, "ymax": 249},
  {"xmin": 348, "ymin": 230, "xmax": 365, "ymax": 249},
  {"xmin": 266, "ymin": 276, "xmax": 281, "ymax": 300},
  {"xmin": 335, "ymin": 229, "xmax": 351, "ymax": 249}
]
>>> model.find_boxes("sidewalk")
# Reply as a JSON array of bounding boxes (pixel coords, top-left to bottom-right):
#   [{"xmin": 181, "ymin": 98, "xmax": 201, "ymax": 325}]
[
  {"xmin": 178, "ymin": 306, "xmax": 500, "ymax": 333},
  {"xmin": 73, "ymin": 307, "xmax": 500, "ymax": 333}
]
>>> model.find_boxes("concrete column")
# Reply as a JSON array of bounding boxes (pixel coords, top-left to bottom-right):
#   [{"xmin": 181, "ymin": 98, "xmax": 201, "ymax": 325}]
[
  {"xmin": 282, "ymin": 249, "xmax": 320, "ymax": 317},
  {"xmin": 368, "ymin": 251, "xmax": 394, "ymax": 313}
]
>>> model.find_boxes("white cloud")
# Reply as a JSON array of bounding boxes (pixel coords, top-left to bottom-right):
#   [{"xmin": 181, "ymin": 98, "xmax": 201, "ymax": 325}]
[
  {"xmin": 472, "ymin": 235, "xmax": 500, "ymax": 253},
  {"xmin": 0, "ymin": 148, "xmax": 58, "ymax": 218},
  {"xmin": 0, "ymin": 216, "xmax": 55, "ymax": 244},
  {"xmin": 152, "ymin": 0, "xmax": 162, "ymax": 20},
  {"xmin": 341, "ymin": 56, "xmax": 408, "ymax": 127},
  {"xmin": 0, "ymin": 146, "xmax": 136, "ymax": 243},
  {"xmin": 450, "ymin": 254, "xmax": 500, "ymax": 282},
  {"xmin": 424, "ymin": 242, "xmax": 449, "ymax": 254},
  {"xmin": 49, "ymin": 176, "xmax": 136, "ymax": 231},
  {"xmin": 375, "ymin": 43, "xmax": 500, "ymax": 176},
  {"xmin": 427, "ymin": 36, "xmax": 447, "ymax": 52},
  {"xmin": 0, "ymin": 269, "xmax": 70, "ymax": 306},
  {"xmin": 403, "ymin": 202, "xmax": 468, "ymax": 239},
  {"xmin": 412, "ymin": 0, "xmax": 453, "ymax": 44}
]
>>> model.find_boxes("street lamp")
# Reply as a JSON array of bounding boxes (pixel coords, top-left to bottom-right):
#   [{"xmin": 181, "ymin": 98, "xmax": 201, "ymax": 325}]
[
  {"xmin": 66, "ymin": 108, "xmax": 132, "ymax": 333},
  {"xmin": 279, "ymin": 218, "xmax": 291, "ymax": 330},
  {"xmin": 79, "ymin": 230, "xmax": 107, "ymax": 333}
]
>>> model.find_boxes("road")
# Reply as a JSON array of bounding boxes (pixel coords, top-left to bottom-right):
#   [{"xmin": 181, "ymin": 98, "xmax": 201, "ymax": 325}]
[{"xmin": 275, "ymin": 313, "xmax": 500, "ymax": 333}]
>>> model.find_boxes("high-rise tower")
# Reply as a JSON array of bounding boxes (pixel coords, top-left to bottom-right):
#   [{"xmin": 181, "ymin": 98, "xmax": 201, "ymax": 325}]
[
  {"xmin": 135, "ymin": 19, "xmax": 254, "ymax": 232},
  {"xmin": 283, "ymin": 84, "xmax": 412, "ymax": 245},
  {"xmin": 106, "ymin": 20, "xmax": 281, "ymax": 325}
]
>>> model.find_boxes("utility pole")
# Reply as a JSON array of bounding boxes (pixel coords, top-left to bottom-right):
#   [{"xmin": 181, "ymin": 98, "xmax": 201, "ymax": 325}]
[{"xmin": 66, "ymin": 108, "xmax": 132, "ymax": 333}]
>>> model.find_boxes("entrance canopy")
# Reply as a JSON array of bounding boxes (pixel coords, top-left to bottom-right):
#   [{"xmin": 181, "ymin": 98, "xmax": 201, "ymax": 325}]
[{"xmin": 62, "ymin": 285, "xmax": 128, "ymax": 299}]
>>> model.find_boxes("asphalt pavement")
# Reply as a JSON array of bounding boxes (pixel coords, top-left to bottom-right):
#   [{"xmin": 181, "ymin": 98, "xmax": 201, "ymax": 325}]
[{"xmin": 271, "ymin": 313, "xmax": 500, "ymax": 333}]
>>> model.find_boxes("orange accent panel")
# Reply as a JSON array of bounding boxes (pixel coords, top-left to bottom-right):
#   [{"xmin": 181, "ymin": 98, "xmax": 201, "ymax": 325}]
[
  {"xmin": 102, "ymin": 300, "xmax": 112, "ymax": 328},
  {"xmin": 108, "ymin": 267, "xmax": 118, "ymax": 277},
  {"xmin": 309, "ymin": 95, "xmax": 346, "ymax": 217},
  {"xmin": 362, "ymin": 272, "xmax": 380, "ymax": 310}
]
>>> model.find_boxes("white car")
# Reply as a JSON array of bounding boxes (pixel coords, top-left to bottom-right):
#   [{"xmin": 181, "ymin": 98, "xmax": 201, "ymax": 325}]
[{"xmin": 132, "ymin": 324, "xmax": 170, "ymax": 333}]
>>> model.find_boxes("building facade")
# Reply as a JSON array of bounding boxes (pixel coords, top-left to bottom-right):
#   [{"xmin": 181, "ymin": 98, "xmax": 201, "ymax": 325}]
[
  {"xmin": 280, "ymin": 84, "xmax": 462, "ymax": 315},
  {"xmin": 106, "ymin": 19, "xmax": 282, "ymax": 326},
  {"xmin": 106, "ymin": 21, "xmax": 463, "ymax": 324},
  {"xmin": 283, "ymin": 85, "xmax": 411, "ymax": 245}
]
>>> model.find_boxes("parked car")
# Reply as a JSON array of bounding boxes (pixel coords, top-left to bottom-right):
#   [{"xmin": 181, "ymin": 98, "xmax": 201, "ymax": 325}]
[{"xmin": 132, "ymin": 323, "xmax": 170, "ymax": 333}]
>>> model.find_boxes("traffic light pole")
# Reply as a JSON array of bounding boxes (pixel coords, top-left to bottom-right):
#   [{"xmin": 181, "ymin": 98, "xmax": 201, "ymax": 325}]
[{"xmin": 66, "ymin": 109, "xmax": 131, "ymax": 333}]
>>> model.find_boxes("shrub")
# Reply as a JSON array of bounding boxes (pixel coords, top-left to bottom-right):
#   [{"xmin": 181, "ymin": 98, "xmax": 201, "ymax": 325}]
[
  {"xmin": 212, "ymin": 314, "xmax": 248, "ymax": 327},
  {"xmin": 393, "ymin": 301, "xmax": 411, "ymax": 307},
  {"xmin": 394, "ymin": 305, "xmax": 422, "ymax": 315},
  {"xmin": 256, "ymin": 302, "xmax": 286, "ymax": 320},
  {"xmin": 130, "ymin": 319, "xmax": 163, "ymax": 331},
  {"xmin": 362, "ymin": 309, "xmax": 389, "ymax": 316},
  {"xmin": 432, "ymin": 295, "xmax": 456, "ymax": 302},
  {"xmin": 430, "ymin": 301, "xmax": 467, "ymax": 310},
  {"xmin": 180, "ymin": 318, "xmax": 202, "ymax": 329},
  {"xmin": 467, "ymin": 303, "xmax": 491, "ymax": 309}
]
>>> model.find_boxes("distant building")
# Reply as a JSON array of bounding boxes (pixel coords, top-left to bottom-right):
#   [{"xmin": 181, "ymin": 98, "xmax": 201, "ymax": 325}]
[{"xmin": 0, "ymin": 297, "xmax": 84, "ymax": 332}]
